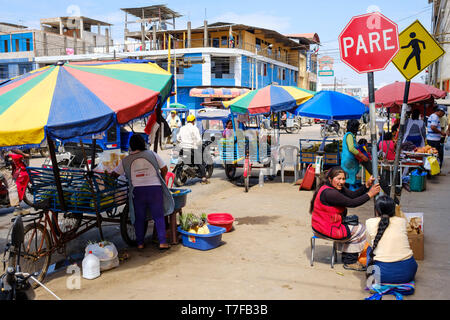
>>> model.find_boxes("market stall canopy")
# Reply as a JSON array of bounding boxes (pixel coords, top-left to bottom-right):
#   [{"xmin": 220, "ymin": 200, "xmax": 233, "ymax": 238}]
[
  {"xmin": 196, "ymin": 108, "xmax": 231, "ymax": 120},
  {"xmin": 292, "ymin": 90, "xmax": 368, "ymax": 120},
  {"xmin": 222, "ymin": 85, "xmax": 314, "ymax": 115},
  {"xmin": 434, "ymin": 98, "xmax": 450, "ymax": 106},
  {"xmin": 169, "ymin": 102, "xmax": 188, "ymax": 109},
  {"xmin": 189, "ymin": 87, "xmax": 250, "ymax": 98},
  {"xmin": 361, "ymin": 81, "xmax": 447, "ymax": 110},
  {"xmin": 0, "ymin": 60, "xmax": 173, "ymax": 148}
]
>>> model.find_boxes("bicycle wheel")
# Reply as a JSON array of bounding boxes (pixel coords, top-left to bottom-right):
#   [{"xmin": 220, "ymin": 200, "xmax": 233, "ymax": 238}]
[
  {"xmin": 174, "ymin": 166, "xmax": 187, "ymax": 187},
  {"xmin": 205, "ymin": 164, "xmax": 214, "ymax": 179},
  {"xmin": 22, "ymin": 184, "xmax": 34, "ymax": 208},
  {"xmin": 8, "ymin": 223, "xmax": 52, "ymax": 286},
  {"xmin": 120, "ymin": 204, "xmax": 148, "ymax": 247},
  {"xmin": 224, "ymin": 164, "xmax": 237, "ymax": 180}
]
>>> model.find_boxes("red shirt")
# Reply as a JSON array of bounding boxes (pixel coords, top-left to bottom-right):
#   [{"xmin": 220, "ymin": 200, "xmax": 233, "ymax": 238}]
[{"xmin": 379, "ymin": 140, "xmax": 396, "ymax": 161}]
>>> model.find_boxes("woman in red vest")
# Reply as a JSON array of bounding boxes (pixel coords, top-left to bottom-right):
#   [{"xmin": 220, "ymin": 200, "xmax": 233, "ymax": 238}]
[{"xmin": 310, "ymin": 166, "xmax": 380, "ymax": 271}]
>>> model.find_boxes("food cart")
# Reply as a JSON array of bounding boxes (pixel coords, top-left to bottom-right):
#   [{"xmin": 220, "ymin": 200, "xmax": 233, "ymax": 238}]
[{"xmin": 221, "ymin": 85, "xmax": 313, "ymax": 192}]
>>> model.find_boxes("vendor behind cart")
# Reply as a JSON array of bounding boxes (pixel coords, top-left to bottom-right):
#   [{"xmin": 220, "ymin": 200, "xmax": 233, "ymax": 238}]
[
  {"xmin": 110, "ymin": 134, "xmax": 174, "ymax": 250},
  {"xmin": 341, "ymin": 120, "xmax": 372, "ymax": 189}
]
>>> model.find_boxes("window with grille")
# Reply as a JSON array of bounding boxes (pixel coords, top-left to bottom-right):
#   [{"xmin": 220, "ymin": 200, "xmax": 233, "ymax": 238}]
[
  {"xmin": 211, "ymin": 57, "xmax": 232, "ymax": 79},
  {"xmin": 0, "ymin": 64, "xmax": 8, "ymax": 79}
]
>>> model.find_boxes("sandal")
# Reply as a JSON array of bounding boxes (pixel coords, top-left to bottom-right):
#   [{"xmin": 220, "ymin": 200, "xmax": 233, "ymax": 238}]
[
  {"xmin": 159, "ymin": 243, "xmax": 170, "ymax": 250},
  {"xmin": 343, "ymin": 262, "xmax": 367, "ymax": 271}
]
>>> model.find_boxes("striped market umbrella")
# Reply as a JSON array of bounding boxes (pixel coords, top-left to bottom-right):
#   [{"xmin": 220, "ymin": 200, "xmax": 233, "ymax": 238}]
[
  {"xmin": 0, "ymin": 60, "xmax": 173, "ymax": 148},
  {"xmin": 189, "ymin": 87, "xmax": 250, "ymax": 98},
  {"xmin": 222, "ymin": 85, "xmax": 314, "ymax": 115}
]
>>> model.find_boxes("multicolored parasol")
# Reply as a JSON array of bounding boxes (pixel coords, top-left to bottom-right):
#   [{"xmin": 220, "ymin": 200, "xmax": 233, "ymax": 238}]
[
  {"xmin": 222, "ymin": 85, "xmax": 314, "ymax": 115},
  {"xmin": 189, "ymin": 87, "xmax": 250, "ymax": 98},
  {"xmin": 0, "ymin": 60, "xmax": 173, "ymax": 148}
]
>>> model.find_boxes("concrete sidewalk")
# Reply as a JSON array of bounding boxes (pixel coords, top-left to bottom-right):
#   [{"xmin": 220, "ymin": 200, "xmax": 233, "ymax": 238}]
[{"xmin": 400, "ymin": 155, "xmax": 450, "ymax": 299}]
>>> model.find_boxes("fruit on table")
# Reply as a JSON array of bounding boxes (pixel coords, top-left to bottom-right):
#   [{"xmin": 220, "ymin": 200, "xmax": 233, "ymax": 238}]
[{"xmin": 414, "ymin": 145, "xmax": 438, "ymax": 154}]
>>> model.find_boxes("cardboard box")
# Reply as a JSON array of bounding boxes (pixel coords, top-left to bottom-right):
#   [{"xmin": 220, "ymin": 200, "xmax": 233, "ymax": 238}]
[
  {"xmin": 407, "ymin": 232, "xmax": 424, "ymax": 260},
  {"xmin": 404, "ymin": 212, "xmax": 424, "ymax": 261}
]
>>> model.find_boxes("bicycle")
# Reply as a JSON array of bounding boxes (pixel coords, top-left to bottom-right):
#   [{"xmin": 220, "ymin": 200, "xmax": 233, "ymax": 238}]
[{"xmin": 5, "ymin": 209, "xmax": 86, "ymax": 286}]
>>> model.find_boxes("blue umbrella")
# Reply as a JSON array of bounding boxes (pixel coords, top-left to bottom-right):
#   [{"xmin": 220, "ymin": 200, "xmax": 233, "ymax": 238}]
[{"xmin": 292, "ymin": 91, "xmax": 368, "ymax": 120}]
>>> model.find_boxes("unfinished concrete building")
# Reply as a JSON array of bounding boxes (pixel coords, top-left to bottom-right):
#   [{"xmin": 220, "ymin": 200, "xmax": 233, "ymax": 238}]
[{"xmin": 0, "ymin": 16, "xmax": 113, "ymax": 80}]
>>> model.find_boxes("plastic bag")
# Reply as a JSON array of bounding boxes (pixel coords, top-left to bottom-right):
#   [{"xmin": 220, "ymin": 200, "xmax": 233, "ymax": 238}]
[
  {"xmin": 445, "ymin": 138, "xmax": 450, "ymax": 151},
  {"xmin": 85, "ymin": 241, "xmax": 119, "ymax": 271},
  {"xmin": 424, "ymin": 156, "xmax": 440, "ymax": 176}
]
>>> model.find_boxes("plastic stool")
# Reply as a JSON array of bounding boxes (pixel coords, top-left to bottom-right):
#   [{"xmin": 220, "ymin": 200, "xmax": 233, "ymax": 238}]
[
  {"xmin": 310, "ymin": 235, "xmax": 338, "ymax": 268},
  {"xmin": 165, "ymin": 172, "xmax": 175, "ymax": 188}
]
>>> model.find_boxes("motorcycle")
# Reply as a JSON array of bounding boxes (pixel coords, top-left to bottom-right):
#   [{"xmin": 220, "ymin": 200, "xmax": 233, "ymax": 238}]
[
  {"xmin": 171, "ymin": 137, "xmax": 215, "ymax": 187},
  {"xmin": 280, "ymin": 117, "xmax": 301, "ymax": 134},
  {"xmin": 1, "ymin": 216, "xmax": 60, "ymax": 300},
  {"xmin": 320, "ymin": 122, "xmax": 343, "ymax": 138},
  {"xmin": 0, "ymin": 153, "xmax": 33, "ymax": 208}
]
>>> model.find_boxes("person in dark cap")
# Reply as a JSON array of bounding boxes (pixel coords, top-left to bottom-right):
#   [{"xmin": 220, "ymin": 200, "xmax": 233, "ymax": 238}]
[{"xmin": 427, "ymin": 105, "xmax": 447, "ymax": 167}]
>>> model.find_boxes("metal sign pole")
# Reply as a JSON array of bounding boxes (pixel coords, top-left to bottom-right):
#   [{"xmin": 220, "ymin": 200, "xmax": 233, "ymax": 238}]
[
  {"xmin": 390, "ymin": 80, "xmax": 411, "ymax": 199},
  {"xmin": 368, "ymin": 72, "xmax": 379, "ymax": 184},
  {"xmin": 47, "ymin": 136, "xmax": 66, "ymax": 211}
]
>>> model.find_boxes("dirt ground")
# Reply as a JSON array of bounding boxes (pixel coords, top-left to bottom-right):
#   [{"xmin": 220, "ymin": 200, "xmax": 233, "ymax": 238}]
[
  {"xmin": 26, "ymin": 125, "xmax": 449, "ymax": 300},
  {"xmin": 34, "ymin": 171, "xmax": 381, "ymax": 300}
]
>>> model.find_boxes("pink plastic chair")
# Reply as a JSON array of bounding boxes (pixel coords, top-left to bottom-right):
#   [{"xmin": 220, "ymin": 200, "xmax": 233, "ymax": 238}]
[{"xmin": 165, "ymin": 172, "xmax": 175, "ymax": 188}]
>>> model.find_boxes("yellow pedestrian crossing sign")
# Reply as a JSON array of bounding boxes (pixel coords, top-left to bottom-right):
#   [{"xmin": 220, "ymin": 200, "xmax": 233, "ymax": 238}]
[{"xmin": 392, "ymin": 20, "xmax": 445, "ymax": 80}]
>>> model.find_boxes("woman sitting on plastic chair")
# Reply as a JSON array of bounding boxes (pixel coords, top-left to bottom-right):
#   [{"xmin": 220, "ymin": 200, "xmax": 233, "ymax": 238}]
[{"xmin": 310, "ymin": 166, "xmax": 381, "ymax": 271}]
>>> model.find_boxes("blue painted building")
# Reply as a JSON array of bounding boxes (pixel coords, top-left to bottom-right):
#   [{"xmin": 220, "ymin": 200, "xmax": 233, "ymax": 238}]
[
  {"xmin": 0, "ymin": 23, "xmax": 35, "ymax": 80},
  {"xmin": 122, "ymin": 22, "xmax": 318, "ymax": 110},
  {"xmin": 1, "ymin": 18, "xmax": 112, "ymax": 81}
]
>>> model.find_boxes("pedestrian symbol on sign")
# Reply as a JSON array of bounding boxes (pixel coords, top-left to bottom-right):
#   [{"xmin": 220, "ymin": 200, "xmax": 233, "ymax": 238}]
[
  {"xmin": 392, "ymin": 20, "xmax": 445, "ymax": 81},
  {"xmin": 402, "ymin": 32, "xmax": 426, "ymax": 70}
]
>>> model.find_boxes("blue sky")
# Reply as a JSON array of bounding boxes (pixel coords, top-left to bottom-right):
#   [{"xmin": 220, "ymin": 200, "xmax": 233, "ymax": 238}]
[{"xmin": 1, "ymin": 0, "xmax": 434, "ymax": 87}]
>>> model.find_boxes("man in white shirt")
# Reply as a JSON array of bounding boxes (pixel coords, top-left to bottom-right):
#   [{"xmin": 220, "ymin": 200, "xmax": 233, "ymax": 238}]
[
  {"xmin": 165, "ymin": 111, "xmax": 181, "ymax": 145},
  {"xmin": 427, "ymin": 105, "xmax": 447, "ymax": 167},
  {"xmin": 177, "ymin": 114, "xmax": 208, "ymax": 184}
]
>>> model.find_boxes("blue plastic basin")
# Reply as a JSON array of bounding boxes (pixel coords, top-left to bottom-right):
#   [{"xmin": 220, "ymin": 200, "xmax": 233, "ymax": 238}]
[
  {"xmin": 178, "ymin": 225, "xmax": 226, "ymax": 250},
  {"xmin": 170, "ymin": 188, "xmax": 191, "ymax": 210}
]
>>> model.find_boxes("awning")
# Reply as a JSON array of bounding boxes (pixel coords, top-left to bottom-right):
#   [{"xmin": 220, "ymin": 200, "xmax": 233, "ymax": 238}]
[{"xmin": 189, "ymin": 87, "xmax": 250, "ymax": 98}]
